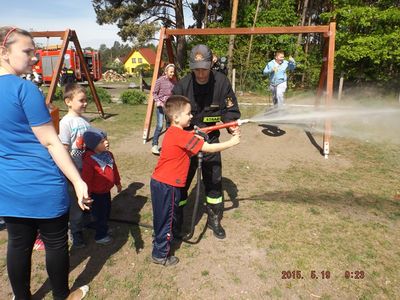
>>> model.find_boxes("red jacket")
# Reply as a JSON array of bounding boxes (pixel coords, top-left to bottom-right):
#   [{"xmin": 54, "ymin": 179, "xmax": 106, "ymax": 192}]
[{"xmin": 81, "ymin": 150, "xmax": 121, "ymax": 194}]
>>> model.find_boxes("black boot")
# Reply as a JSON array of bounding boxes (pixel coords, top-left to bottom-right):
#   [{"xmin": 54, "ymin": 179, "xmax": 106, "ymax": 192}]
[{"xmin": 206, "ymin": 203, "xmax": 226, "ymax": 239}]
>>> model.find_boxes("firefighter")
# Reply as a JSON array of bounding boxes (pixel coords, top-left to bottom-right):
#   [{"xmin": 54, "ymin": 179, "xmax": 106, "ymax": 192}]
[
  {"xmin": 65, "ymin": 67, "xmax": 76, "ymax": 84},
  {"xmin": 172, "ymin": 44, "xmax": 241, "ymax": 239}
]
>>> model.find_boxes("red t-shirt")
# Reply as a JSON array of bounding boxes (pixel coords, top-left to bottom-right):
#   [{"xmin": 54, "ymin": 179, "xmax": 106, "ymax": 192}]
[{"xmin": 152, "ymin": 126, "xmax": 204, "ymax": 187}]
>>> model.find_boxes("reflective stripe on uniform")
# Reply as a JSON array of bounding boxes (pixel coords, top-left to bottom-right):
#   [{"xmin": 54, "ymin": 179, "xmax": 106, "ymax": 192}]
[
  {"xmin": 178, "ymin": 199, "xmax": 187, "ymax": 207},
  {"xmin": 203, "ymin": 116, "xmax": 221, "ymax": 123},
  {"xmin": 206, "ymin": 196, "xmax": 223, "ymax": 204}
]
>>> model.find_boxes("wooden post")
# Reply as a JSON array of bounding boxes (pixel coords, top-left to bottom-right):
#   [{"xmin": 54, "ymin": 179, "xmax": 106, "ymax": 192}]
[
  {"xmin": 139, "ymin": 71, "xmax": 143, "ymax": 92},
  {"xmin": 142, "ymin": 27, "xmax": 167, "ymax": 143},
  {"xmin": 322, "ymin": 22, "xmax": 336, "ymax": 159}
]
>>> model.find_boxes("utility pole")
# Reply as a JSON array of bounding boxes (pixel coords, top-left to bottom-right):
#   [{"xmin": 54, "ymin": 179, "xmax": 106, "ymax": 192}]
[{"xmin": 227, "ymin": 0, "xmax": 239, "ymax": 81}]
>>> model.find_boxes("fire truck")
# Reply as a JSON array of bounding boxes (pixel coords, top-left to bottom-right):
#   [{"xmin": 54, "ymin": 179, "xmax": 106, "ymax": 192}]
[{"xmin": 32, "ymin": 45, "xmax": 102, "ymax": 84}]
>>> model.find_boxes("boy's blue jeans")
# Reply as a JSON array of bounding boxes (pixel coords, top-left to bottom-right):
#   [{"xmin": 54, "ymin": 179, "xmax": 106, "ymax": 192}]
[
  {"xmin": 150, "ymin": 178, "xmax": 180, "ymax": 259},
  {"xmin": 91, "ymin": 192, "xmax": 111, "ymax": 240}
]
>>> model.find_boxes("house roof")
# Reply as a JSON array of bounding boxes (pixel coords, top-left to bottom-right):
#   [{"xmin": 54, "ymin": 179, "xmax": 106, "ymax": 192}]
[
  {"xmin": 123, "ymin": 48, "xmax": 157, "ymax": 65},
  {"xmin": 139, "ymin": 48, "xmax": 157, "ymax": 65}
]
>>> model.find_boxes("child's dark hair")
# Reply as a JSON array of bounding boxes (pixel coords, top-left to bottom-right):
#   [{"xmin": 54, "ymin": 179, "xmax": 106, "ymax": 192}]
[
  {"xmin": 0, "ymin": 26, "xmax": 33, "ymax": 49},
  {"xmin": 63, "ymin": 83, "xmax": 86, "ymax": 101},
  {"xmin": 164, "ymin": 95, "xmax": 190, "ymax": 120}
]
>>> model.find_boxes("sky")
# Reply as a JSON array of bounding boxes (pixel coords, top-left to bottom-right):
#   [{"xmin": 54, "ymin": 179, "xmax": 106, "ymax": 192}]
[{"xmin": 1, "ymin": 0, "xmax": 195, "ymax": 49}]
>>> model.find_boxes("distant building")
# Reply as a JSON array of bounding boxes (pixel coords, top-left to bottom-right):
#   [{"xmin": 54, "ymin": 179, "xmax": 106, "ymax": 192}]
[
  {"xmin": 123, "ymin": 48, "xmax": 157, "ymax": 75},
  {"xmin": 113, "ymin": 57, "xmax": 124, "ymax": 64}
]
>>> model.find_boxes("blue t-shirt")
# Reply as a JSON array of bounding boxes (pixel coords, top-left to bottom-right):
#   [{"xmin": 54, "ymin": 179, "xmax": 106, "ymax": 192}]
[{"xmin": 0, "ymin": 75, "xmax": 69, "ymax": 218}]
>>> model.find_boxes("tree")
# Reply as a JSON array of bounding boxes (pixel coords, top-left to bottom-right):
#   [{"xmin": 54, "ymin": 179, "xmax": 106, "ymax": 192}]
[
  {"xmin": 321, "ymin": 2, "xmax": 400, "ymax": 87},
  {"xmin": 98, "ymin": 41, "xmax": 132, "ymax": 73},
  {"xmin": 92, "ymin": 0, "xmax": 187, "ymax": 68}
]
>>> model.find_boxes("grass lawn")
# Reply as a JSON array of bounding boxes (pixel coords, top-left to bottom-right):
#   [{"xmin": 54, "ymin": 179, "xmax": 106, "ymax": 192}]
[{"xmin": 0, "ymin": 93, "xmax": 399, "ymax": 299}]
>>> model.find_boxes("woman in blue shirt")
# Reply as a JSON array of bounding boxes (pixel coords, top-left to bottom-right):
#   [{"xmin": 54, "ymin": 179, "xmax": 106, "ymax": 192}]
[{"xmin": 0, "ymin": 26, "xmax": 90, "ymax": 300}]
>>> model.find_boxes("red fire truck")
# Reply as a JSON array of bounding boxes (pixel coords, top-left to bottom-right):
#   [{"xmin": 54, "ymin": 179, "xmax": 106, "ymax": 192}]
[{"xmin": 32, "ymin": 45, "xmax": 102, "ymax": 84}]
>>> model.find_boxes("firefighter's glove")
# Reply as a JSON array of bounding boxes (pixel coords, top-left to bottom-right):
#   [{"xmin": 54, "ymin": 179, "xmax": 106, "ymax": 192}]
[{"xmin": 194, "ymin": 126, "xmax": 210, "ymax": 143}]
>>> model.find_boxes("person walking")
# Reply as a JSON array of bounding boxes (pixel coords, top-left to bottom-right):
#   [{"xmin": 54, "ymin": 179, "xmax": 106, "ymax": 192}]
[
  {"xmin": 263, "ymin": 50, "xmax": 296, "ymax": 107},
  {"xmin": 151, "ymin": 63, "xmax": 176, "ymax": 155}
]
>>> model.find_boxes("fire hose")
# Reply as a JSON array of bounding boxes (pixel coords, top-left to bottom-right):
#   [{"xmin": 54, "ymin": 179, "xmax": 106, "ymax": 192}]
[{"xmin": 182, "ymin": 119, "xmax": 249, "ymax": 242}]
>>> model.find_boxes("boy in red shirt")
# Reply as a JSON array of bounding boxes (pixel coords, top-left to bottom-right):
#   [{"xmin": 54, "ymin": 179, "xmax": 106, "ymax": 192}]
[
  {"xmin": 151, "ymin": 95, "xmax": 240, "ymax": 266},
  {"xmin": 82, "ymin": 128, "xmax": 122, "ymax": 245}
]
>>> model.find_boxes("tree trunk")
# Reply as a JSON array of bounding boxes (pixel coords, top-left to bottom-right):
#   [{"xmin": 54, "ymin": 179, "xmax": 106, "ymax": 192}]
[
  {"xmin": 301, "ymin": 12, "xmax": 312, "ymax": 85},
  {"xmin": 295, "ymin": 0, "xmax": 309, "ymax": 55},
  {"xmin": 174, "ymin": 0, "xmax": 186, "ymax": 70},
  {"xmin": 204, "ymin": 0, "xmax": 209, "ymax": 28},
  {"xmin": 243, "ymin": 0, "xmax": 261, "ymax": 86},
  {"xmin": 227, "ymin": 0, "xmax": 239, "ymax": 81}
]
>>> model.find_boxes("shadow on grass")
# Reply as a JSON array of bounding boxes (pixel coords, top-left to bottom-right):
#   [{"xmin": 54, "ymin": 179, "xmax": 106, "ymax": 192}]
[
  {"xmin": 230, "ymin": 188, "xmax": 400, "ymax": 220},
  {"xmin": 259, "ymin": 124, "xmax": 286, "ymax": 137},
  {"xmin": 33, "ymin": 182, "xmax": 147, "ymax": 299}
]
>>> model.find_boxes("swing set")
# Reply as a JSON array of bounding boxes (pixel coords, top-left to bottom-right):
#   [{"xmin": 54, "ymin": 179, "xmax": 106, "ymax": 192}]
[
  {"xmin": 142, "ymin": 22, "xmax": 336, "ymax": 157},
  {"xmin": 30, "ymin": 29, "xmax": 105, "ymax": 131}
]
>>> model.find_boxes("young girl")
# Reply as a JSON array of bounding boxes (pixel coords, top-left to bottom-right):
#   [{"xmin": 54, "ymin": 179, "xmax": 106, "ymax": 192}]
[
  {"xmin": 151, "ymin": 63, "xmax": 176, "ymax": 155},
  {"xmin": 0, "ymin": 26, "xmax": 89, "ymax": 300}
]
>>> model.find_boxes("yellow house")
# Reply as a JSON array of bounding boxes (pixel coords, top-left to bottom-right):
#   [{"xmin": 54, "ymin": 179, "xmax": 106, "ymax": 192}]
[{"xmin": 123, "ymin": 48, "xmax": 157, "ymax": 74}]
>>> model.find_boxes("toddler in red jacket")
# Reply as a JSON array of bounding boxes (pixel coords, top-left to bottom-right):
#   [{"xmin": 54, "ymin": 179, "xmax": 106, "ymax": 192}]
[{"xmin": 82, "ymin": 128, "xmax": 122, "ymax": 245}]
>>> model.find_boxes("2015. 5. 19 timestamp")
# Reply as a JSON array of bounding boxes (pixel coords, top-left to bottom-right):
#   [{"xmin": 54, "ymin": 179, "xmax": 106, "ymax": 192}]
[
  {"xmin": 281, "ymin": 270, "xmax": 365, "ymax": 280},
  {"xmin": 281, "ymin": 270, "xmax": 331, "ymax": 280}
]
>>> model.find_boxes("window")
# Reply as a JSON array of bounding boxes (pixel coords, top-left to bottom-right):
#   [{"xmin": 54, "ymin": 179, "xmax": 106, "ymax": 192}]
[
  {"xmin": 138, "ymin": 58, "xmax": 143, "ymax": 63},
  {"xmin": 132, "ymin": 58, "xmax": 136, "ymax": 63},
  {"xmin": 131, "ymin": 68, "xmax": 135, "ymax": 73}
]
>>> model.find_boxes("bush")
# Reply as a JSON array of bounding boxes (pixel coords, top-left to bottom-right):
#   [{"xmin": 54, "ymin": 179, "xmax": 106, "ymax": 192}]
[
  {"xmin": 87, "ymin": 87, "xmax": 112, "ymax": 104},
  {"xmin": 47, "ymin": 87, "xmax": 64, "ymax": 102},
  {"xmin": 120, "ymin": 90, "xmax": 147, "ymax": 105}
]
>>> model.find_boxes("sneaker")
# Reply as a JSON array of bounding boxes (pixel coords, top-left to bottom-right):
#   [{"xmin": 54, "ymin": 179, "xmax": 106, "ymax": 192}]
[
  {"xmin": 67, "ymin": 285, "xmax": 89, "ymax": 300},
  {"xmin": 95, "ymin": 235, "xmax": 113, "ymax": 245},
  {"xmin": 151, "ymin": 145, "xmax": 160, "ymax": 155},
  {"xmin": 152, "ymin": 255, "xmax": 179, "ymax": 266}
]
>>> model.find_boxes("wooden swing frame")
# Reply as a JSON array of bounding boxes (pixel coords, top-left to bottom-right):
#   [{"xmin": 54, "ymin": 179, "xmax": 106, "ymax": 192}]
[
  {"xmin": 142, "ymin": 22, "xmax": 336, "ymax": 157},
  {"xmin": 30, "ymin": 29, "xmax": 104, "ymax": 117}
]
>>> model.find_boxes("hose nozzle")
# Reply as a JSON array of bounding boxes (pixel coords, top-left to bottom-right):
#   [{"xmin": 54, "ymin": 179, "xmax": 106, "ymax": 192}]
[{"xmin": 237, "ymin": 119, "xmax": 250, "ymax": 126}]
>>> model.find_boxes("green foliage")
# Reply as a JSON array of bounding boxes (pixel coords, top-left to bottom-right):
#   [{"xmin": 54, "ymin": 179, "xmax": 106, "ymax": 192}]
[
  {"xmin": 51, "ymin": 87, "xmax": 64, "ymax": 102},
  {"xmin": 93, "ymin": 0, "xmax": 167, "ymax": 45},
  {"xmin": 120, "ymin": 90, "xmax": 147, "ymax": 105},
  {"xmin": 321, "ymin": 4, "xmax": 400, "ymax": 87},
  {"xmin": 87, "ymin": 87, "xmax": 112, "ymax": 104},
  {"xmin": 99, "ymin": 41, "xmax": 132, "ymax": 72},
  {"xmin": 93, "ymin": 0, "xmax": 400, "ymax": 92}
]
